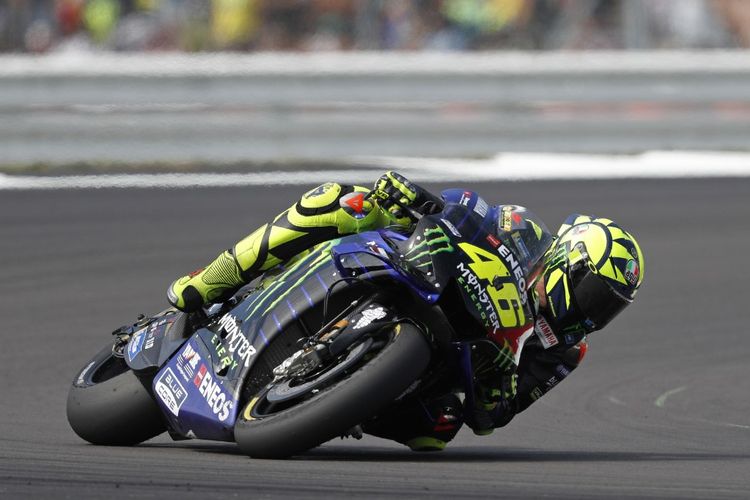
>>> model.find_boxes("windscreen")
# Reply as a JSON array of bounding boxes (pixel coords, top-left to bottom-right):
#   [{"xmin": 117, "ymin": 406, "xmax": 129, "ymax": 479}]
[{"xmin": 495, "ymin": 205, "xmax": 554, "ymax": 283}]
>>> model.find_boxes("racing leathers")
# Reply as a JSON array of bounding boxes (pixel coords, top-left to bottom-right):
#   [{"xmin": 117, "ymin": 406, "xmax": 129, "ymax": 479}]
[{"xmin": 167, "ymin": 172, "xmax": 588, "ymax": 450}]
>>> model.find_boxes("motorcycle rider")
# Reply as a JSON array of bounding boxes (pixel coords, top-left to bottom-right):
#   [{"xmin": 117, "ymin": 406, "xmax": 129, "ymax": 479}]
[{"xmin": 168, "ymin": 171, "xmax": 645, "ymax": 451}]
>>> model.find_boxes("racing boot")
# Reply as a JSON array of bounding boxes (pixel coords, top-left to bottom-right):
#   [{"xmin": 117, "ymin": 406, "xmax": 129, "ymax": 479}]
[
  {"xmin": 363, "ymin": 393, "xmax": 464, "ymax": 452},
  {"xmin": 168, "ymin": 249, "xmax": 245, "ymax": 312},
  {"xmin": 168, "ymin": 220, "xmax": 277, "ymax": 312}
]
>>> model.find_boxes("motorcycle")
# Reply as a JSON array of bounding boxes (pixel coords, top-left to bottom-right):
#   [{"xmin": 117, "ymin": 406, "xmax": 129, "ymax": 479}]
[{"xmin": 67, "ymin": 190, "xmax": 553, "ymax": 459}]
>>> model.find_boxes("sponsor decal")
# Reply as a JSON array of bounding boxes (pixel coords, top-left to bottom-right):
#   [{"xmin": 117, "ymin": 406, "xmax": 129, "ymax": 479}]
[
  {"xmin": 154, "ymin": 367, "xmax": 187, "ymax": 417},
  {"xmin": 500, "ymin": 205, "xmax": 524, "ymax": 232},
  {"xmin": 457, "ymin": 242, "xmax": 529, "ymax": 331},
  {"xmin": 141, "ymin": 317, "xmax": 169, "ymax": 353},
  {"xmin": 535, "ymin": 316, "xmax": 559, "ymax": 349},
  {"xmin": 470, "ymin": 237, "xmax": 528, "ymax": 305},
  {"xmin": 473, "ymin": 197, "xmax": 488, "ymax": 218},
  {"xmin": 404, "ymin": 226, "xmax": 454, "ymax": 268},
  {"xmin": 127, "ymin": 332, "xmax": 146, "ymax": 362},
  {"xmin": 214, "ymin": 314, "xmax": 257, "ymax": 369},
  {"xmin": 555, "ymin": 364, "xmax": 571, "ymax": 378},
  {"xmin": 352, "ymin": 307, "xmax": 388, "ymax": 330},
  {"xmin": 496, "ymin": 242, "xmax": 528, "ymax": 304},
  {"xmin": 459, "ymin": 191, "xmax": 472, "ymax": 206},
  {"xmin": 341, "ymin": 192, "xmax": 365, "ymax": 214},
  {"xmin": 544, "ymin": 375, "xmax": 559, "ymax": 389},
  {"xmin": 175, "ymin": 342, "xmax": 203, "ymax": 382},
  {"xmin": 625, "ymin": 259, "xmax": 640, "ymax": 285},
  {"xmin": 456, "ymin": 262, "xmax": 501, "ymax": 333},
  {"xmin": 76, "ymin": 361, "xmax": 95, "ymax": 385},
  {"xmin": 194, "ymin": 364, "xmax": 234, "ymax": 422},
  {"xmin": 529, "ymin": 387, "xmax": 544, "ymax": 401},
  {"xmin": 501, "ymin": 206, "xmax": 513, "ymax": 231},
  {"xmin": 440, "ymin": 218, "xmax": 461, "ymax": 238}
]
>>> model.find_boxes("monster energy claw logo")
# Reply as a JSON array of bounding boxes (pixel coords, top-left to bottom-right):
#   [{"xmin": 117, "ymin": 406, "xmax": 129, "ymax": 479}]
[{"xmin": 405, "ymin": 226, "xmax": 454, "ymax": 268}]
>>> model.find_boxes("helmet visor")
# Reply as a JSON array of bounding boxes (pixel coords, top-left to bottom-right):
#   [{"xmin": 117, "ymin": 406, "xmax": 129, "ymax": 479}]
[{"xmin": 568, "ymin": 262, "xmax": 631, "ymax": 331}]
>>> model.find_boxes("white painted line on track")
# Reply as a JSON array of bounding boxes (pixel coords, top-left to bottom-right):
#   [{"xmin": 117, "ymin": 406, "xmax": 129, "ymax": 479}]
[
  {"xmin": 655, "ymin": 386, "xmax": 688, "ymax": 408},
  {"xmin": 716, "ymin": 421, "xmax": 750, "ymax": 430},
  {"xmin": 607, "ymin": 395, "xmax": 626, "ymax": 406},
  {"xmin": 683, "ymin": 417, "xmax": 750, "ymax": 431},
  {"xmin": 2, "ymin": 151, "xmax": 750, "ymax": 190},
  {"xmin": 370, "ymin": 151, "xmax": 750, "ymax": 181},
  {"xmin": 0, "ymin": 170, "xmax": 382, "ymax": 190}
]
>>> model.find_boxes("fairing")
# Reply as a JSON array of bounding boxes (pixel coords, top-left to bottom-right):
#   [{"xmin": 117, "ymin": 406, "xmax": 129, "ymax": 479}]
[{"xmin": 144, "ymin": 192, "xmax": 554, "ymax": 441}]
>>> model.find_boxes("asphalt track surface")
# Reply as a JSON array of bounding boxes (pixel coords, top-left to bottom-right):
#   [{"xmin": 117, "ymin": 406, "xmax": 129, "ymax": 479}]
[{"xmin": 1, "ymin": 177, "xmax": 749, "ymax": 499}]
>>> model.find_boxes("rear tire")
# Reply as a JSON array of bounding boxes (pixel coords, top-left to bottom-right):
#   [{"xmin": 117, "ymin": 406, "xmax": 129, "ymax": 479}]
[
  {"xmin": 234, "ymin": 323, "xmax": 431, "ymax": 459},
  {"xmin": 67, "ymin": 345, "xmax": 166, "ymax": 445}
]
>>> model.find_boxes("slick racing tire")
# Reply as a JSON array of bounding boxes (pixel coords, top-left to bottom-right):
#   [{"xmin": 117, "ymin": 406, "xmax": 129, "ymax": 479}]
[
  {"xmin": 67, "ymin": 344, "xmax": 166, "ymax": 446},
  {"xmin": 234, "ymin": 323, "xmax": 431, "ymax": 459}
]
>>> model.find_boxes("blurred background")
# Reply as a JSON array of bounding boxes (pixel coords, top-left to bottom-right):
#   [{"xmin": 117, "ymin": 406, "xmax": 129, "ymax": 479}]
[
  {"xmin": 2, "ymin": 4, "xmax": 750, "ymax": 498},
  {"xmin": 3, "ymin": 0, "xmax": 750, "ymax": 54},
  {"xmin": 2, "ymin": 1, "xmax": 750, "ymax": 168}
]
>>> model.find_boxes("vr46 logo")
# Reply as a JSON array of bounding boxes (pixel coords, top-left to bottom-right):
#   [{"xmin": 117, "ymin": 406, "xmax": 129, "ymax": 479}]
[{"xmin": 457, "ymin": 242, "xmax": 526, "ymax": 328}]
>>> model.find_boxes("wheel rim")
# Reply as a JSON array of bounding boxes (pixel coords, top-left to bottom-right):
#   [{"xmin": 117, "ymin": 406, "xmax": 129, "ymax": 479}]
[{"xmin": 245, "ymin": 335, "xmax": 389, "ymax": 419}]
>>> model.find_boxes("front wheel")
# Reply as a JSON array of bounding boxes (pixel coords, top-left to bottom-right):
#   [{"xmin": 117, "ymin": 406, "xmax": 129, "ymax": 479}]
[
  {"xmin": 67, "ymin": 344, "xmax": 166, "ymax": 445},
  {"xmin": 234, "ymin": 323, "xmax": 431, "ymax": 459}
]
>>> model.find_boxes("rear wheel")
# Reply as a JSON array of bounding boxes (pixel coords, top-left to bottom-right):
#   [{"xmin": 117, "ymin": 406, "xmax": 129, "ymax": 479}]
[
  {"xmin": 66, "ymin": 344, "xmax": 166, "ymax": 445},
  {"xmin": 234, "ymin": 323, "xmax": 431, "ymax": 459}
]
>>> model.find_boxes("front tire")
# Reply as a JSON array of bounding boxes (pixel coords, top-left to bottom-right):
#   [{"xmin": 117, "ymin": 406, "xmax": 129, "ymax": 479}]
[
  {"xmin": 67, "ymin": 345, "xmax": 166, "ymax": 445},
  {"xmin": 234, "ymin": 323, "xmax": 431, "ymax": 459}
]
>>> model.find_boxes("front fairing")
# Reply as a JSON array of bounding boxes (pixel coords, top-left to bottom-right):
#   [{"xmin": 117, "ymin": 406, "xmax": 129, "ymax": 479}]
[
  {"xmin": 152, "ymin": 239, "xmax": 348, "ymax": 440},
  {"xmin": 413, "ymin": 199, "xmax": 552, "ymax": 361}
]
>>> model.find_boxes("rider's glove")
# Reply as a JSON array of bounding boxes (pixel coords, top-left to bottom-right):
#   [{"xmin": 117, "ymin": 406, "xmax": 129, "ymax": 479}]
[
  {"xmin": 470, "ymin": 339, "xmax": 516, "ymax": 378},
  {"xmin": 465, "ymin": 340, "xmax": 519, "ymax": 435},
  {"xmin": 372, "ymin": 171, "xmax": 419, "ymax": 225},
  {"xmin": 372, "ymin": 171, "xmax": 444, "ymax": 225}
]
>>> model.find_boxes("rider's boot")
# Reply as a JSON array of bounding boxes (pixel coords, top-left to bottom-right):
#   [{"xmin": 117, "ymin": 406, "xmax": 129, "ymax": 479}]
[
  {"xmin": 363, "ymin": 393, "xmax": 464, "ymax": 452},
  {"xmin": 167, "ymin": 217, "xmax": 302, "ymax": 312},
  {"xmin": 167, "ymin": 249, "xmax": 246, "ymax": 312}
]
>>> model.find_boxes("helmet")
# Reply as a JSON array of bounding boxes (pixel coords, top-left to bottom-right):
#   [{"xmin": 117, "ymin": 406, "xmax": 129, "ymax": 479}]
[{"xmin": 542, "ymin": 215, "xmax": 644, "ymax": 334}]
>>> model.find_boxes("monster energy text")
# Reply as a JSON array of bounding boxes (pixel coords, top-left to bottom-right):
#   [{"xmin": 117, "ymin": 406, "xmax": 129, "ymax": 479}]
[
  {"xmin": 496, "ymin": 242, "xmax": 527, "ymax": 305},
  {"xmin": 213, "ymin": 313, "xmax": 257, "ymax": 369},
  {"xmin": 456, "ymin": 261, "xmax": 501, "ymax": 332}
]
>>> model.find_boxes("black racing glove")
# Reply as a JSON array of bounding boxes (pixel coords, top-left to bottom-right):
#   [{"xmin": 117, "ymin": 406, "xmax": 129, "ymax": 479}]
[{"xmin": 465, "ymin": 340, "xmax": 519, "ymax": 435}]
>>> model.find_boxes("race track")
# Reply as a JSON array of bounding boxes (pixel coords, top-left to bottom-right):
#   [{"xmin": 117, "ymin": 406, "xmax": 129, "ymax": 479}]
[{"xmin": 1, "ymin": 177, "xmax": 748, "ymax": 498}]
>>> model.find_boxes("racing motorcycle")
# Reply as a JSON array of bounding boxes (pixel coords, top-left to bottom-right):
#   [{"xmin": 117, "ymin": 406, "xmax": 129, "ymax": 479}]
[{"xmin": 67, "ymin": 190, "xmax": 553, "ymax": 459}]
